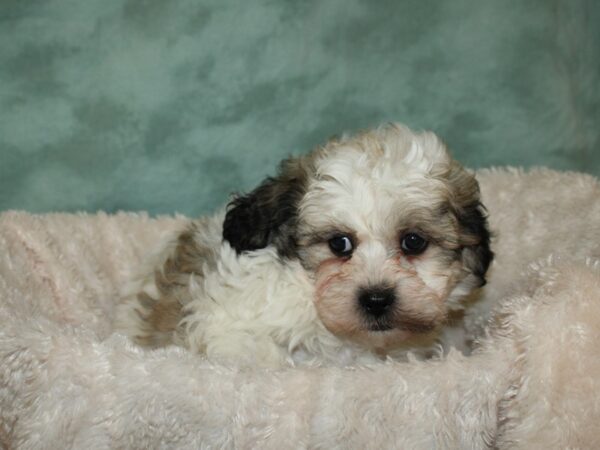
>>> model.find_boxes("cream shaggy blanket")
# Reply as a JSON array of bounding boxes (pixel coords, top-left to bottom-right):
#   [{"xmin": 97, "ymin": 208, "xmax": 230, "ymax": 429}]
[{"xmin": 1, "ymin": 168, "xmax": 600, "ymax": 449}]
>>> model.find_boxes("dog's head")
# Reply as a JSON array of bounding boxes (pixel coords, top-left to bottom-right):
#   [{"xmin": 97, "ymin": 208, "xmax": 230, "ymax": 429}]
[{"xmin": 223, "ymin": 124, "xmax": 492, "ymax": 350}]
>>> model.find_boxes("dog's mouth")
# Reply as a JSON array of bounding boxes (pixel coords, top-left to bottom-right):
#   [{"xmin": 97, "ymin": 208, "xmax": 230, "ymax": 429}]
[
  {"xmin": 398, "ymin": 319, "xmax": 437, "ymax": 334},
  {"xmin": 368, "ymin": 322, "xmax": 393, "ymax": 332},
  {"xmin": 366, "ymin": 317, "xmax": 437, "ymax": 334}
]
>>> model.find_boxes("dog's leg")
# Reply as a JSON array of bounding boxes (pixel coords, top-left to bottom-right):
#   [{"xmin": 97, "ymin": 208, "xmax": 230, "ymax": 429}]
[{"xmin": 198, "ymin": 332, "xmax": 290, "ymax": 367}]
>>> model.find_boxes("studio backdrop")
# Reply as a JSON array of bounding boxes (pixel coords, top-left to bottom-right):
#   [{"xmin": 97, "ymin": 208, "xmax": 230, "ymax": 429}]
[{"xmin": 1, "ymin": 0, "xmax": 598, "ymax": 216}]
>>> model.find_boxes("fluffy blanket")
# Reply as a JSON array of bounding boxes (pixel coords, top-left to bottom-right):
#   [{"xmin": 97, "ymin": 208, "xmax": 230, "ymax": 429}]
[{"xmin": 1, "ymin": 168, "xmax": 600, "ymax": 449}]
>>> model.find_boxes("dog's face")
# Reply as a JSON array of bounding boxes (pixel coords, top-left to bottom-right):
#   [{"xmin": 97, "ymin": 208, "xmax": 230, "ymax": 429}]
[{"xmin": 223, "ymin": 124, "xmax": 492, "ymax": 350}]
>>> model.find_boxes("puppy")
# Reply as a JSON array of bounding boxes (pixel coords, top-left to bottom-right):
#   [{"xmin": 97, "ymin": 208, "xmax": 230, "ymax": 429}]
[{"xmin": 116, "ymin": 124, "xmax": 492, "ymax": 367}]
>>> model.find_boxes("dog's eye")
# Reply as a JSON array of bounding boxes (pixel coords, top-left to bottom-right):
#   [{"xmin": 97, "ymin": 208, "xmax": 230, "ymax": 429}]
[
  {"xmin": 328, "ymin": 235, "xmax": 354, "ymax": 257},
  {"xmin": 401, "ymin": 233, "xmax": 428, "ymax": 255}
]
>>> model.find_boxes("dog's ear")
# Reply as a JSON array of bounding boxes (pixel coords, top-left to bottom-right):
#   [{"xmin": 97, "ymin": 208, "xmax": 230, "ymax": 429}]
[
  {"xmin": 457, "ymin": 202, "xmax": 493, "ymax": 286},
  {"xmin": 446, "ymin": 162, "xmax": 494, "ymax": 286},
  {"xmin": 223, "ymin": 157, "xmax": 308, "ymax": 258}
]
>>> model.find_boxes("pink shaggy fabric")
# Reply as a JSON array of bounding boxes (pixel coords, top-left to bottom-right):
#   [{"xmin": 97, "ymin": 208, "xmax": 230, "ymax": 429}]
[{"xmin": 1, "ymin": 168, "xmax": 600, "ymax": 449}]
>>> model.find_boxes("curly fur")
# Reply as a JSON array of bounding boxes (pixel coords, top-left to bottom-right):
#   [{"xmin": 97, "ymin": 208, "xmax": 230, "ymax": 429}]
[{"xmin": 116, "ymin": 124, "xmax": 493, "ymax": 366}]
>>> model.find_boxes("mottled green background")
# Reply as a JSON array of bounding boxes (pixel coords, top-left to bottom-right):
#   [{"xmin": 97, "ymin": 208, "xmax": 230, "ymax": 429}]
[{"xmin": 1, "ymin": 0, "xmax": 599, "ymax": 216}]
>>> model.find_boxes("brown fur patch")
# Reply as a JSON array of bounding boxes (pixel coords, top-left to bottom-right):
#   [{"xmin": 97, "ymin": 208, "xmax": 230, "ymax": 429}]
[
  {"xmin": 157, "ymin": 223, "xmax": 214, "ymax": 291},
  {"xmin": 134, "ymin": 222, "xmax": 217, "ymax": 347},
  {"xmin": 133, "ymin": 291, "xmax": 182, "ymax": 348}
]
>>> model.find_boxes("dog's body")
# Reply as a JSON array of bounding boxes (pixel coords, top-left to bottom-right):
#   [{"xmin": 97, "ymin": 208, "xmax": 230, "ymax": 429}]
[{"xmin": 116, "ymin": 124, "xmax": 493, "ymax": 366}]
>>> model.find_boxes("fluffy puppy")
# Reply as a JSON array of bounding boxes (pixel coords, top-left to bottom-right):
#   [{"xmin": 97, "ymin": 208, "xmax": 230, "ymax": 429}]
[{"xmin": 116, "ymin": 124, "xmax": 493, "ymax": 367}]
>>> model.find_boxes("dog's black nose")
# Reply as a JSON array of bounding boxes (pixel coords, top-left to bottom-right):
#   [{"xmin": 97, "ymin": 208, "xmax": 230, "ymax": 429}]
[{"xmin": 358, "ymin": 288, "xmax": 396, "ymax": 317}]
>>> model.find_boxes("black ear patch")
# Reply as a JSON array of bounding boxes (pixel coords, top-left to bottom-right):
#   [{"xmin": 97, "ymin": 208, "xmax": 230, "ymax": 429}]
[
  {"xmin": 458, "ymin": 202, "xmax": 494, "ymax": 286},
  {"xmin": 222, "ymin": 158, "xmax": 308, "ymax": 258}
]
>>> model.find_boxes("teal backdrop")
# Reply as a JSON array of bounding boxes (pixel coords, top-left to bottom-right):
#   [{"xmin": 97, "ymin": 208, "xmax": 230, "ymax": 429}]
[{"xmin": 1, "ymin": 0, "xmax": 599, "ymax": 216}]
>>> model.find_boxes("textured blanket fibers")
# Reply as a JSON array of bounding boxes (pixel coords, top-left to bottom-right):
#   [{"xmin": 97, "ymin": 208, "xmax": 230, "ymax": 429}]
[{"xmin": 1, "ymin": 168, "xmax": 600, "ymax": 448}]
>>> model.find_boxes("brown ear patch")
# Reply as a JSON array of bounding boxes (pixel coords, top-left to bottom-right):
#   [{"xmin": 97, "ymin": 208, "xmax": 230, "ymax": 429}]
[
  {"xmin": 457, "ymin": 202, "xmax": 494, "ymax": 286},
  {"xmin": 222, "ymin": 156, "xmax": 311, "ymax": 258},
  {"xmin": 444, "ymin": 161, "xmax": 494, "ymax": 285}
]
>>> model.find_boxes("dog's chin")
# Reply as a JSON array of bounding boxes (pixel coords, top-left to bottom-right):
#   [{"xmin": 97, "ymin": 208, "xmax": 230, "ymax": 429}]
[
  {"xmin": 359, "ymin": 327, "xmax": 414, "ymax": 350},
  {"xmin": 357, "ymin": 316, "xmax": 441, "ymax": 350},
  {"xmin": 364, "ymin": 315, "xmax": 439, "ymax": 334}
]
